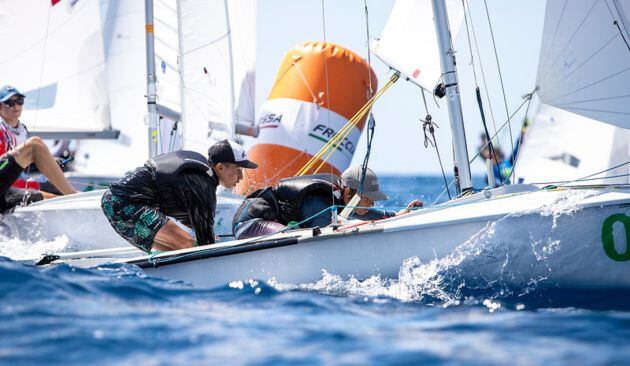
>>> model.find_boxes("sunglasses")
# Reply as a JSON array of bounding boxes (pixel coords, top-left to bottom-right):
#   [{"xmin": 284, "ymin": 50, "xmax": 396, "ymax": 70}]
[{"xmin": 3, "ymin": 97, "xmax": 24, "ymax": 107}]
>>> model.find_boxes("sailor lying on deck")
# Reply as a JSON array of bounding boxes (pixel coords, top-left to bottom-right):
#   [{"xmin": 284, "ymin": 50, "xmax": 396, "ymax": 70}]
[
  {"xmin": 232, "ymin": 166, "xmax": 422, "ymax": 240},
  {"xmin": 101, "ymin": 140, "xmax": 257, "ymax": 253}
]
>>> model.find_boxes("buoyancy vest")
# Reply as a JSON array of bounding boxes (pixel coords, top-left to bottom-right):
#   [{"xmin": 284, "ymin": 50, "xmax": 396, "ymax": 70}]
[
  {"xmin": 275, "ymin": 173, "xmax": 342, "ymax": 224},
  {"xmin": 232, "ymin": 174, "xmax": 342, "ymax": 234},
  {"xmin": 151, "ymin": 150, "xmax": 218, "ymax": 245}
]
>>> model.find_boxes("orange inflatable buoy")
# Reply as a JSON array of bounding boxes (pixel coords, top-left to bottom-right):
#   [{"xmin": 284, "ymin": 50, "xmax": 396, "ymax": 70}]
[{"xmin": 236, "ymin": 41, "xmax": 377, "ymax": 195}]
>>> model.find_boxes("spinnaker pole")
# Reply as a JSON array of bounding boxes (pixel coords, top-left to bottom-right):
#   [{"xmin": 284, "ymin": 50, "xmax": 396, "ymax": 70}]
[
  {"xmin": 145, "ymin": 0, "xmax": 159, "ymax": 158},
  {"xmin": 431, "ymin": 0, "xmax": 472, "ymax": 193}
]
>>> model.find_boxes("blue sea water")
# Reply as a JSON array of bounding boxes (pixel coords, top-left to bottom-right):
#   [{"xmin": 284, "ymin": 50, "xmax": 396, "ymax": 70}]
[{"xmin": 1, "ymin": 176, "xmax": 630, "ymax": 366}]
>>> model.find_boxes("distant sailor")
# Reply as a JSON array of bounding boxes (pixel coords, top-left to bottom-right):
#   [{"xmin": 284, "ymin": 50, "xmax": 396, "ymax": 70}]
[
  {"xmin": 101, "ymin": 140, "xmax": 257, "ymax": 253},
  {"xmin": 0, "ymin": 86, "xmax": 78, "ymax": 211},
  {"xmin": 232, "ymin": 166, "xmax": 422, "ymax": 240}
]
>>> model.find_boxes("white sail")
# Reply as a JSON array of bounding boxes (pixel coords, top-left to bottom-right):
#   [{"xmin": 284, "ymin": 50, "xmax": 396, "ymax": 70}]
[
  {"xmin": 370, "ymin": 0, "xmax": 465, "ymax": 91},
  {"xmin": 74, "ymin": 0, "xmax": 183, "ymax": 175},
  {"xmin": 514, "ymin": 103, "xmax": 629, "ymax": 185},
  {"xmin": 536, "ymin": 0, "xmax": 630, "ymax": 129},
  {"xmin": 73, "ymin": 0, "xmax": 149, "ymax": 175},
  {"xmin": 178, "ymin": 0, "xmax": 256, "ymax": 154},
  {"xmin": 0, "ymin": 0, "xmax": 110, "ymax": 133}
]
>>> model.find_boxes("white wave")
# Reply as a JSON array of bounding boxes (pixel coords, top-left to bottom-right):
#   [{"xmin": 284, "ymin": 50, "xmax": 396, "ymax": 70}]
[
  {"xmin": 0, "ymin": 234, "xmax": 70, "ymax": 261},
  {"xmin": 271, "ymin": 190, "xmax": 596, "ymax": 306}
]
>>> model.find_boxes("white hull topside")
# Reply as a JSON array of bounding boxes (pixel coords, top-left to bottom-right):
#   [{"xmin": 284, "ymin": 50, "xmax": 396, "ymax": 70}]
[
  {"xmin": 31, "ymin": 185, "xmax": 630, "ymax": 290},
  {"xmin": 2, "ymin": 189, "xmax": 243, "ymax": 251}
]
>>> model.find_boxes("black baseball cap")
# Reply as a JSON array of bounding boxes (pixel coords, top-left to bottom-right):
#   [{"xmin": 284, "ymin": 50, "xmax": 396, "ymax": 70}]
[{"xmin": 208, "ymin": 139, "xmax": 258, "ymax": 169}]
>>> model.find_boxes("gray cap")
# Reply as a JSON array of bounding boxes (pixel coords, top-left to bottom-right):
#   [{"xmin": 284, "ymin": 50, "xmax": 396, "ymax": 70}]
[{"xmin": 340, "ymin": 166, "xmax": 388, "ymax": 201}]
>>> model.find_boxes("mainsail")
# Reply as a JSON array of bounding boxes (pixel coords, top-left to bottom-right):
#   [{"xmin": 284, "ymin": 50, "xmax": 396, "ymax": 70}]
[
  {"xmin": 178, "ymin": 0, "xmax": 256, "ymax": 154},
  {"xmin": 0, "ymin": 0, "xmax": 112, "ymax": 136},
  {"xmin": 370, "ymin": 0, "xmax": 465, "ymax": 91},
  {"xmin": 536, "ymin": 0, "xmax": 630, "ymax": 129}
]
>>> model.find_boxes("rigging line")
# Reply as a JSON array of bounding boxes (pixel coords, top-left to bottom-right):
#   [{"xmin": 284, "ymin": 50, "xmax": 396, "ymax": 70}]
[
  {"xmin": 469, "ymin": 89, "xmax": 534, "ymax": 164},
  {"xmin": 461, "ymin": 0, "xmax": 478, "ymax": 86},
  {"xmin": 483, "ymin": 0, "xmax": 514, "ymax": 158},
  {"xmin": 320, "ymin": 0, "xmax": 334, "ymax": 182},
  {"xmin": 431, "ymin": 178, "xmax": 456, "ymax": 206},
  {"xmin": 421, "ymin": 88, "xmax": 451, "ymax": 200},
  {"xmin": 464, "ymin": 0, "xmax": 498, "ymax": 144},
  {"xmin": 291, "ymin": 60, "xmax": 319, "ymax": 103},
  {"xmin": 530, "ymin": 172, "xmax": 630, "ymax": 186},
  {"xmin": 363, "ymin": 0, "xmax": 374, "ymax": 95},
  {"xmin": 33, "ymin": 3, "xmax": 56, "ymax": 132},
  {"xmin": 614, "ymin": 20, "xmax": 630, "ymax": 52},
  {"xmin": 505, "ymin": 91, "xmax": 535, "ymax": 183},
  {"xmin": 605, "ymin": 0, "xmax": 630, "ymax": 52}
]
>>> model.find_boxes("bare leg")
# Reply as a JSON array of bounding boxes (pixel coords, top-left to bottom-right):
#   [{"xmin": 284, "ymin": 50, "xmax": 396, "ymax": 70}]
[
  {"xmin": 12, "ymin": 137, "xmax": 77, "ymax": 195},
  {"xmin": 151, "ymin": 220, "xmax": 196, "ymax": 252}
]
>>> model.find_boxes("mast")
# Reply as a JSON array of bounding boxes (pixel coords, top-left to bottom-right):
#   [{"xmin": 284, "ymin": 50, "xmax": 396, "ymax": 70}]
[
  {"xmin": 176, "ymin": 0, "xmax": 186, "ymax": 147},
  {"xmin": 145, "ymin": 0, "xmax": 159, "ymax": 158},
  {"xmin": 224, "ymin": 0, "xmax": 237, "ymax": 140},
  {"xmin": 431, "ymin": 0, "xmax": 472, "ymax": 193}
]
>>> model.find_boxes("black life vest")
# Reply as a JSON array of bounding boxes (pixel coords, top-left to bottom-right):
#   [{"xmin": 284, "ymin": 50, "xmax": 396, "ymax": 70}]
[
  {"xmin": 275, "ymin": 173, "xmax": 341, "ymax": 224},
  {"xmin": 151, "ymin": 150, "xmax": 218, "ymax": 245},
  {"xmin": 232, "ymin": 174, "xmax": 342, "ymax": 234}
]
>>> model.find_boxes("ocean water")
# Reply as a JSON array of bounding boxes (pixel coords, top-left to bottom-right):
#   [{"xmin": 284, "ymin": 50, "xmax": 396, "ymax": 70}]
[{"xmin": 1, "ymin": 176, "xmax": 629, "ymax": 366}]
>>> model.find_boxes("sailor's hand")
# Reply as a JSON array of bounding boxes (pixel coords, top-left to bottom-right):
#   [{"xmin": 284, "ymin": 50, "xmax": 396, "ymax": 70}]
[
  {"xmin": 406, "ymin": 200, "xmax": 423, "ymax": 209},
  {"xmin": 396, "ymin": 200, "xmax": 423, "ymax": 216}
]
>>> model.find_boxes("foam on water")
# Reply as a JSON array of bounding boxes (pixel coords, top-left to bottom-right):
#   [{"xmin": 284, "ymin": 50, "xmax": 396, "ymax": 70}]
[
  {"xmin": 0, "ymin": 233, "xmax": 70, "ymax": 261},
  {"xmin": 272, "ymin": 189, "xmax": 625, "ymax": 310}
]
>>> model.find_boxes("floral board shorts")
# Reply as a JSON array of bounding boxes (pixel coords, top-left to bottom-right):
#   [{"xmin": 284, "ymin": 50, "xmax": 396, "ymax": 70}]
[{"xmin": 101, "ymin": 190, "xmax": 168, "ymax": 252}]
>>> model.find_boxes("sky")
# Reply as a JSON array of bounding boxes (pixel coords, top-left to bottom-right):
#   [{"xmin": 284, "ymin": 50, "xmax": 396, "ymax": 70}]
[{"xmin": 254, "ymin": 0, "xmax": 547, "ymax": 175}]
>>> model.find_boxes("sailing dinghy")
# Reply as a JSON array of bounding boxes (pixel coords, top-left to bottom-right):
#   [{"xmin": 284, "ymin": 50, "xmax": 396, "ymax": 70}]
[{"xmin": 32, "ymin": 0, "xmax": 630, "ymax": 291}]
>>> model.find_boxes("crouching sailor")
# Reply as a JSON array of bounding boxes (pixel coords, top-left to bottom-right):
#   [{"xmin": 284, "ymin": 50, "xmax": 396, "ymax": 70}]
[
  {"xmin": 232, "ymin": 173, "xmax": 344, "ymax": 239},
  {"xmin": 232, "ymin": 166, "xmax": 423, "ymax": 240},
  {"xmin": 101, "ymin": 140, "xmax": 257, "ymax": 253}
]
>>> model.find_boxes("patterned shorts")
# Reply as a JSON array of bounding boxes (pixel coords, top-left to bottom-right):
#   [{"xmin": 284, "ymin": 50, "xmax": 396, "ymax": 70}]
[{"xmin": 101, "ymin": 190, "xmax": 168, "ymax": 252}]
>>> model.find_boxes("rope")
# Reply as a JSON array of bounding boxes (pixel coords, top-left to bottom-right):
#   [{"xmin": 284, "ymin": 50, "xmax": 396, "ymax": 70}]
[
  {"xmin": 358, "ymin": 113, "xmax": 376, "ymax": 195},
  {"xmin": 431, "ymin": 85, "xmax": 537, "ymax": 203},
  {"xmin": 558, "ymin": 161, "xmax": 630, "ymax": 186},
  {"xmin": 420, "ymin": 88, "xmax": 451, "ymax": 200},
  {"xmin": 506, "ymin": 87, "xmax": 537, "ymax": 183},
  {"xmin": 464, "ymin": 0, "xmax": 499, "ymax": 144},
  {"xmin": 614, "ymin": 20, "xmax": 630, "ymax": 52},
  {"xmin": 296, "ymin": 72, "xmax": 400, "ymax": 176},
  {"xmin": 363, "ymin": 0, "xmax": 374, "ymax": 95},
  {"xmin": 476, "ymin": 87, "xmax": 503, "ymax": 186},
  {"xmin": 531, "ymin": 173, "xmax": 630, "ymax": 186},
  {"xmin": 291, "ymin": 59, "xmax": 320, "ymax": 104},
  {"xmin": 483, "ymin": 0, "xmax": 514, "ymax": 157}
]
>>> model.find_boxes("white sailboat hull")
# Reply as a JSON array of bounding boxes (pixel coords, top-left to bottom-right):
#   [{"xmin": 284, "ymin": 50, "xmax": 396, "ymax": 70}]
[
  {"xmin": 2, "ymin": 190, "xmax": 243, "ymax": 251},
  {"xmin": 112, "ymin": 186, "xmax": 630, "ymax": 290}
]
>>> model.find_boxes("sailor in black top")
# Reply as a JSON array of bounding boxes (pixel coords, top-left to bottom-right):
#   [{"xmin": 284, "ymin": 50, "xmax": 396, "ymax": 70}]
[
  {"xmin": 232, "ymin": 166, "xmax": 423, "ymax": 240},
  {"xmin": 101, "ymin": 140, "xmax": 257, "ymax": 253}
]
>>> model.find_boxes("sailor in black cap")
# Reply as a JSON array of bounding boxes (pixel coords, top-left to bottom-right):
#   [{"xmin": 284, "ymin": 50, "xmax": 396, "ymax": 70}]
[{"xmin": 101, "ymin": 140, "xmax": 257, "ymax": 253}]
